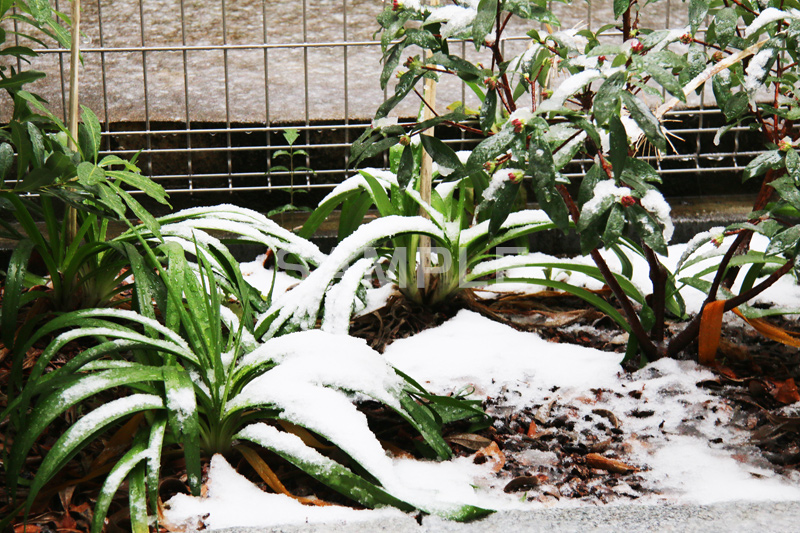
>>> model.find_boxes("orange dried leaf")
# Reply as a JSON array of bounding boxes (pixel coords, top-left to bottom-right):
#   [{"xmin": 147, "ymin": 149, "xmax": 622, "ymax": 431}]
[
  {"xmin": 585, "ymin": 453, "xmax": 637, "ymax": 474},
  {"xmin": 699, "ymin": 300, "xmax": 726, "ymax": 365},
  {"xmin": 474, "ymin": 441, "xmax": 505, "ymax": 473},
  {"xmin": 772, "ymin": 378, "xmax": 800, "ymax": 405},
  {"xmin": 526, "ymin": 420, "xmax": 537, "ymax": 437},
  {"xmin": 732, "ymin": 308, "xmax": 800, "ymax": 348},
  {"xmin": 236, "ymin": 444, "xmax": 331, "ymax": 506}
]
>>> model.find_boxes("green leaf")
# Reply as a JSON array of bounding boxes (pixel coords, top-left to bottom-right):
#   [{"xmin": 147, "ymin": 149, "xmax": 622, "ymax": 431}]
[
  {"xmin": 282, "ymin": 128, "xmax": 300, "ymax": 146},
  {"xmin": 689, "ymin": 0, "xmax": 709, "ymax": 35},
  {"xmin": 621, "ymin": 92, "xmax": 666, "ymax": 152},
  {"xmin": 603, "ymin": 203, "xmax": 626, "ymax": 246},
  {"xmin": 380, "ymin": 41, "xmax": 405, "ymax": 90},
  {"xmin": 466, "ymin": 127, "xmax": 515, "ymax": 173},
  {"xmin": 680, "ymin": 45, "xmax": 707, "ymax": 91},
  {"xmin": 593, "ymin": 71, "xmax": 626, "ymax": 126},
  {"xmin": 1, "ymin": 239, "xmax": 33, "ymax": 352},
  {"xmin": 608, "ymin": 115, "xmax": 627, "ymax": 180},
  {"xmin": 480, "ymin": 89, "xmax": 497, "ymax": 133},
  {"xmin": 628, "ymin": 204, "xmax": 668, "ymax": 255},
  {"xmin": 420, "ymin": 135, "xmax": 464, "ymax": 175},
  {"xmin": 91, "ymin": 444, "xmax": 149, "ymax": 533},
  {"xmin": 23, "ymin": 393, "xmax": 165, "ymax": 513},
  {"xmin": 397, "ymin": 144, "xmax": 415, "ymax": 189},
  {"xmin": 0, "ymin": 70, "xmax": 45, "ymax": 90},
  {"xmin": 635, "ymin": 55, "xmax": 686, "ymax": 102},
  {"xmin": 771, "ymin": 176, "xmax": 800, "ymax": 212},
  {"xmin": 163, "ymin": 366, "xmax": 202, "ymax": 496},
  {"xmin": 743, "ymin": 150, "xmax": 783, "ymax": 181},
  {"xmin": 0, "ymin": 141, "xmax": 14, "ymax": 185},
  {"xmin": 26, "ymin": 122, "xmax": 45, "ymax": 167},
  {"xmin": 237, "ymin": 423, "xmax": 416, "ymax": 511},
  {"xmin": 105, "ymin": 170, "xmax": 169, "ymax": 205},
  {"xmin": 360, "ymin": 171, "xmax": 396, "ymax": 217},
  {"xmin": 528, "ymin": 131, "xmax": 569, "ymax": 231},
  {"xmin": 77, "ymin": 161, "xmax": 105, "ymax": 186},
  {"xmin": 614, "ymin": 0, "xmax": 631, "ymax": 19},
  {"xmin": 472, "ymin": 0, "xmax": 497, "ymax": 51},
  {"xmin": 15, "ymin": 167, "xmax": 56, "ymax": 191},
  {"xmin": 487, "ymin": 180, "xmax": 521, "ymax": 238},
  {"xmin": 722, "ymin": 91, "xmax": 749, "ymax": 122},
  {"xmin": 713, "ymin": 7, "xmax": 738, "ymax": 49},
  {"xmin": 80, "ymin": 105, "xmax": 102, "ymax": 162}
]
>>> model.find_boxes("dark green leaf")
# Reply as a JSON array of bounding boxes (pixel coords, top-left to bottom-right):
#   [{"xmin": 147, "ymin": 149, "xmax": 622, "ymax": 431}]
[
  {"xmin": 621, "ymin": 91, "xmax": 667, "ymax": 152},
  {"xmin": 766, "ymin": 225, "xmax": 800, "ymax": 256},
  {"xmin": 679, "ymin": 45, "xmax": 707, "ymax": 91},
  {"xmin": 722, "ymin": 91, "xmax": 749, "ymax": 122},
  {"xmin": 628, "ymin": 204, "xmax": 668, "ymax": 255},
  {"xmin": 689, "ymin": 0, "xmax": 709, "ymax": 35},
  {"xmin": 480, "ymin": 89, "xmax": 497, "ymax": 133},
  {"xmin": 80, "ymin": 105, "xmax": 102, "ymax": 162},
  {"xmin": 487, "ymin": 179, "xmax": 521, "ymax": 238},
  {"xmin": 0, "ymin": 70, "xmax": 45, "ymax": 90},
  {"xmin": 466, "ymin": 128, "xmax": 515, "ymax": 173},
  {"xmin": 420, "ymin": 135, "xmax": 464, "ymax": 175},
  {"xmin": 593, "ymin": 71, "xmax": 626, "ymax": 126},
  {"xmin": 397, "ymin": 144, "xmax": 415, "ymax": 189},
  {"xmin": 0, "ymin": 142, "xmax": 13, "ymax": 185},
  {"xmin": 714, "ymin": 7, "xmax": 738, "ymax": 49},
  {"xmin": 742, "ymin": 150, "xmax": 783, "ymax": 181},
  {"xmin": 636, "ymin": 55, "xmax": 686, "ymax": 102},
  {"xmin": 603, "ymin": 203, "xmax": 626, "ymax": 246},
  {"xmin": 529, "ymin": 131, "xmax": 569, "ymax": 231},
  {"xmin": 472, "ymin": 0, "xmax": 497, "ymax": 51},
  {"xmin": 608, "ymin": 115, "xmax": 627, "ymax": 180},
  {"xmin": 163, "ymin": 366, "xmax": 202, "ymax": 496},
  {"xmin": 578, "ymin": 163, "xmax": 605, "ymax": 207},
  {"xmin": 15, "ymin": 167, "xmax": 56, "ymax": 191},
  {"xmin": 614, "ymin": 0, "xmax": 631, "ymax": 19},
  {"xmin": 381, "ymin": 41, "xmax": 405, "ymax": 91},
  {"xmin": 771, "ymin": 176, "xmax": 800, "ymax": 212}
]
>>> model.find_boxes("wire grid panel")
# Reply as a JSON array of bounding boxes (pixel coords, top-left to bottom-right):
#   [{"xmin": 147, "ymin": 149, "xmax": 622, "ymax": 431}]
[{"xmin": 1, "ymin": 0, "xmax": 757, "ymax": 203}]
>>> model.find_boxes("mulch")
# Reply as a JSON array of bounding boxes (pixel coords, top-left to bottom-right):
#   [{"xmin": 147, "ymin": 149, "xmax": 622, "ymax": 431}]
[{"xmin": 1, "ymin": 287, "xmax": 799, "ymax": 531}]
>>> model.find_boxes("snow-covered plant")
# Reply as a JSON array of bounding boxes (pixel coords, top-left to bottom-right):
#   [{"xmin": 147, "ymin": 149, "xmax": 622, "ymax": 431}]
[
  {"xmin": 1, "ymin": 229, "xmax": 489, "ymax": 532},
  {"xmin": 343, "ymin": 0, "xmax": 800, "ymax": 363},
  {"xmin": 275, "ymin": 153, "xmax": 564, "ymax": 333}
]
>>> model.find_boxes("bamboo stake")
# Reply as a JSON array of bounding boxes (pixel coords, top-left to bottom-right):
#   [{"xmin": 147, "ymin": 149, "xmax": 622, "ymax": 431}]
[
  {"xmin": 66, "ymin": 0, "xmax": 81, "ymax": 241},
  {"xmin": 418, "ymin": 0, "xmax": 439, "ymax": 297}
]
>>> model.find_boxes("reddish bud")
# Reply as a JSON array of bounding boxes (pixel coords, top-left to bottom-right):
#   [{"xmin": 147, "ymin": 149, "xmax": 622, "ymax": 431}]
[
  {"xmin": 620, "ymin": 195, "xmax": 636, "ymax": 207},
  {"xmin": 680, "ymin": 33, "xmax": 693, "ymax": 45},
  {"xmin": 484, "ymin": 77, "xmax": 497, "ymax": 90},
  {"xmin": 711, "ymin": 51, "xmax": 724, "ymax": 63},
  {"xmin": 399, "ymin": 135, "xmax": 411, "ymax": 146},
  {"xmin": 512, "ymin": 118, "xmax": 524, "ymax": 133},
  {"xmin": 392, "ymin": 0, "xmax": 401, "ymax": 11},
  {"xmin": 483, "ymin": 161, "xmax": 496, "ymax": 173},
  {"xmin": 597, "ymin": 55, "xmax": 607, "ymax": 64},
  {"xmin": 508, "ymin": 170, "xmax": 524, "ymax": 184},
  {"xmin": 630, "ymin": 39, "xmax": 644, "ymax": 53}
]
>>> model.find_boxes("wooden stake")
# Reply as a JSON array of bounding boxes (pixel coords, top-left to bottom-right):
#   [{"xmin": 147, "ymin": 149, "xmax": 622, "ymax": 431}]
[
  {"xmin": 66, "ymin": 0, "xmax": 81, "ymax": 241},
  {"xmin": 418, "ymin": 0, "xmax": 439, "ymax": 297}
]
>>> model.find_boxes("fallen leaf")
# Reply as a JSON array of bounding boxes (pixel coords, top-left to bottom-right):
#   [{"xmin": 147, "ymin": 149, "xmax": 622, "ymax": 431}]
[
  {"xmin": 733, "ymin": 308, "xmax": 800, "ymax": 348},
  {"xmin": 585, "ymin": 453, "xmax": 637, "ymax": 474},
  {"xmin": 447, "ymin": 433, "xmax": 493, "ymax": 451},
  {"xmin": 772, "ymin": 378, "xmax": 800, "ymax": 405},
  {"xmin": 526, "ymin": 420, "xmax": 537, "ymax": 437},
  {"xmin": 503, "ymin": 475, "xmax": 546, "ymax": 493},
  {"xmin": 474, "ymin": 441, "xmax": 505, "ymax": 473},
  {"xmin": 591, "ymin": 408, "xmax": 620, "ymax": 429}
]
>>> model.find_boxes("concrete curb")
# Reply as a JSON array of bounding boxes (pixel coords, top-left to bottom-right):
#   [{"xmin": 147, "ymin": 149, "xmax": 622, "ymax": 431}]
[{"xmin": 208, "ymin": 500, "xmax": 800, "ymax": 533}]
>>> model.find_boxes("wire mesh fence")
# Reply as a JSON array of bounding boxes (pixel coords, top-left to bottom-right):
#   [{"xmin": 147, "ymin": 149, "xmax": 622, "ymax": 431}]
[{"xmin": 1, "ymin": 0, "xmax": 761, "ymax": 212}]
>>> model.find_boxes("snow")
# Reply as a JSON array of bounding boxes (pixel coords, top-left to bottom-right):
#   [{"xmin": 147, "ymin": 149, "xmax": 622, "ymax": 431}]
[
  {"xmin": 640, "ymin": 189, "xmax": 674, "ymax": 243},
  {"xmin": 582, "ymin": 180, "xmax": 632, "ymax": 220},
  {"xmin": 744, "ymin": 7, "xmax": 800, "ymax": 38},
  {"xmin": 538, "ymin": 69, "xmax": 602, "ymax": 112},
  {"xmin": 426, "ymin": 5, "xmax": 477, "ymax": 39},
  {"xmin": 744, "ymin": 48, "xmax": 774, "ymax": 95},
  {"xmin": 162, "ymin": 233, "xmax": 800, "ymax": 530}
]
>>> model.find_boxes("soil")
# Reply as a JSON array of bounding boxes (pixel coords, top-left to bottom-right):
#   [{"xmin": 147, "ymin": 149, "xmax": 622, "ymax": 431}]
[{"xmin": 2, "ymin": 288, "xmax": 799, "ymax": 532}]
